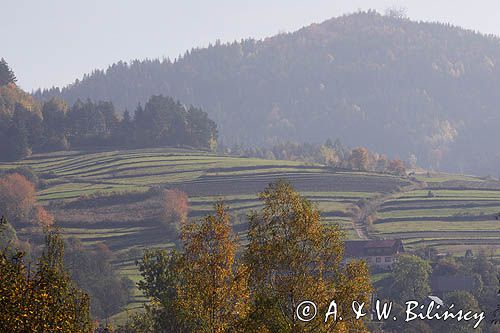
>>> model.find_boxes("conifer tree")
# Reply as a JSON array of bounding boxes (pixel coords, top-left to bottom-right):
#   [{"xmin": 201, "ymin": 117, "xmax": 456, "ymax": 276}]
[{"xmin": 0, "ymin": 58, "xmax": 17, "ymax": 86}]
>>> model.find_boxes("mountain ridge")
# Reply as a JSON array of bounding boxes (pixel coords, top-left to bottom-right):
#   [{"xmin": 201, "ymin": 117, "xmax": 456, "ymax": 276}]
[{"xmin": 36, "ymin": 11, "xmax": 500, "ymax": 175}]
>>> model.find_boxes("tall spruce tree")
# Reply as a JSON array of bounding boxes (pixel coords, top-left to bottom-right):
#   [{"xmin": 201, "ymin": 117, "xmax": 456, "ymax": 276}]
[{"xmin": 0, "ymin": 58, "xmax": 17, "ymax": 86}]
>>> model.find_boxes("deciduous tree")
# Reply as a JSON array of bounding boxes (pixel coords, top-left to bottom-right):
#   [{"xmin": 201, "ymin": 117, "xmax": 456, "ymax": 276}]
[
  {"xmin": 245, "ymin": 180, "xmax": 372, "ymax": 332},
  {"xmin": 138, "ymin": 203, "xmax": 250, "ymax": 332},
  {"xmin": 0, "ymin": 226, "xmax": 92, "ymax": 332},
  {"xmin": 348, "ymin": 147, "xmax": 370, "ymax": 171},
  {"xmin": 0, "ymin": 173, "xmax": 36, "ymax": 224},
  {"xmin": 176, "ymin": 202, "xmax": 250, "ymax": 332},
  {"xmin": 162, "ymin": 189, "xmax": 189, "ymax": 236},
  {"xmin": 391, "ymin": 254, "xmax": 431, "ymax": 302}
]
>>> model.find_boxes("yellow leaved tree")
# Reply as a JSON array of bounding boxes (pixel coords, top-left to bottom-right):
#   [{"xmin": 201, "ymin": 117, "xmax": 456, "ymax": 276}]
[
  {"xmin": 244, "ymin": 180, "xmax": 372, "ymax": 332},
  {"xmin": 175, "ymin": 202, "xmax": 250, "ymax": 332},
  {"xmin": 0, "ymin": 223, "xmax": 92, "ymax": 333},
  {"xmin": 136, "ymin": 202, "xmax": 250, "ymax": 333}
]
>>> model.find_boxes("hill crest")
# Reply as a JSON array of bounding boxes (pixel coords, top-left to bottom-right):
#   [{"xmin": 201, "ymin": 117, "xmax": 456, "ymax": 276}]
[{"xmin": 36, "ymin": 11, "xmax": 500, "ymax": 176}]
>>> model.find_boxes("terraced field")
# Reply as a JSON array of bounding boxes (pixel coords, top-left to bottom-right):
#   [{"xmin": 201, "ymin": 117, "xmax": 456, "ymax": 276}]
[
  {"xmin": 372, "ymin": 174, "xmax": 500, "ymax": 256},
  {"xmin": 0, "ymin": 148, "xmax": 408, "ymax": 233},
  {"xmin": 1, "ymin": 147, "xmax": 411, "ymax": 318},
  {"xmin": 0, "ymin": 148, "xmax": 500, "ymax": 315},
  {"xmin": 3, "ymin": 148, "xmax": 499, "ymax": 319}
]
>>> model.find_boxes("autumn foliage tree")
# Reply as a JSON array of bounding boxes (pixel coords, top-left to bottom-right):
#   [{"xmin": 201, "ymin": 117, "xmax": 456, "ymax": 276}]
[
  {"xmin": 245, "ymin": 180, "xmax": 372, "ymax": 332},
  {"xmin": 0, "ymin": 226, "xmax": 92, "ymax": 332},
  {"xmin": 0, "ymin": 173, "xmax": 54, "ymax": 227},
  {"xmin": 0, "ymin": 173, "xmax": 36, "ymax": 223},
  {"xmin": 137, "ymin": 203, "xmax": 250, "ymax": 332},
  {"xmin": 348, "ymin": 147, "xmax": 370, "ymax": 171},
  {"xmin": 162, "ymin": 189, "xmax": 189, "ymax": 236},
  {"xmin": 387, "ymin": 159, "xmax": 407, "ymax": 176},
  {"xmin": 176, "ymin": 203, "xmax": 250, "ymax": 332},
  {"xmin": 31, "ymin": 206, "xmax": 55, "ymax": 227}
]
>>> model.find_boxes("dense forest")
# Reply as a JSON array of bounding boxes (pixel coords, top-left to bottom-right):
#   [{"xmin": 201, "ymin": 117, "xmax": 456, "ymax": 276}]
[
  {"xmin": 36, "ymin": 11, "xmax": 500, "ymax": 176},
  {"xmin": 0, "ymin": 65, "xmax": 217, "ymax": 161}
]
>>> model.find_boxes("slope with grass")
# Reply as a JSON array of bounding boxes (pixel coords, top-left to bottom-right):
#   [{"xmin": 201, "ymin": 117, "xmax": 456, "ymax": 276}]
[
  {"xmin": 3, "ymin": 148, "xmax": 500, "ymax": 319},
  {"xmin": 2, "ymin": 147, "xmax": 408, "ymax": 244},
  {"xmin": 371, "ymin": 173, "xmax": 500, "ymax": 257},
  {"xmin": 1, "ymin": 147, "xmax": 411, "ymax": 318}
]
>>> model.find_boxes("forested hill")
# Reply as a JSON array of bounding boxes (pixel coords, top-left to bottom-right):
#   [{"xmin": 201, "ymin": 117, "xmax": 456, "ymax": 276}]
[{"xmin": 36, "ymin": 11, "xmax": 500, "ymax": 175}]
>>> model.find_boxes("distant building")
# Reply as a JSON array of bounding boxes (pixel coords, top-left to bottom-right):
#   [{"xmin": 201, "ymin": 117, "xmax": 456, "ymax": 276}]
[
  {"xmin": 431, "ymin": 275, "xmax": 474, "ymax": 297},
  {"xmin": 343, "ymin": 239, "xmax": 405, "ymax": 270}
]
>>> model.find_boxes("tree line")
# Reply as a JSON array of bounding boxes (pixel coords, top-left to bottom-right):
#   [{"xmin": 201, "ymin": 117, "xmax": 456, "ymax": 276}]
[
  {"xmin": 223, "ymin": 139, "xmax": 408, "ymax": 176},
  {"xmin": 0, "ymin": 60, "xmax": 218, "ymax": 161}
]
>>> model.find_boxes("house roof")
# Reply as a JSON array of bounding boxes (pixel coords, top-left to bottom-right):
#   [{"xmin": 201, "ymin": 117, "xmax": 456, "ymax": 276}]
[
  {"xmin": 431, "ymin": 275, "xmax": 474, "ymax": 293},
  {"xmin": 344, "ymin": 239, "xmax": 404, "ymax": 257}
]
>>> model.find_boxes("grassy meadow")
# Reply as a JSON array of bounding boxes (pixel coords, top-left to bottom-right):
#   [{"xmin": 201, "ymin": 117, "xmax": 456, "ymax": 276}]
[
  {"xmin": 2, "ymin": 147, "xmax": 500, "ymax": 319},
  {"xmin": 1, "ymin": 147, "xmax": 407, "ymax": 317}
]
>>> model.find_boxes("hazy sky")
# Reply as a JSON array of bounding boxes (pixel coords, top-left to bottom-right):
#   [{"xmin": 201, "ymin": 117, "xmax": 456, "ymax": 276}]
[{"xmin": 3, "ymin": 0, "xmax": 500, "ymax": 91}]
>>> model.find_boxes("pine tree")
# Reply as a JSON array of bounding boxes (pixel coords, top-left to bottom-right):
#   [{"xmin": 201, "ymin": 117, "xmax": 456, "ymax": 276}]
[{"xmin": 0, "ymin": 58, "xmax": 17, "ymax": 86}]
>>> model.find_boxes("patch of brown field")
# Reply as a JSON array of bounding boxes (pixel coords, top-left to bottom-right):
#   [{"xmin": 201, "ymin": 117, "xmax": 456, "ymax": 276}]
[{"xmin": 49, "ymin": 196, "xmax": 163, "ymax": 226}]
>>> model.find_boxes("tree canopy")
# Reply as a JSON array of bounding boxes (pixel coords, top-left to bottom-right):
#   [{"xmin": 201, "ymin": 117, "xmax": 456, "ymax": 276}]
[
  {"xmin": 133, "ymin": 181, "xmax": 372, "ymax": 332},
  {"xmin": 0, "ymin": 88, "xmax": 218, "ymax": 161},
  {"xmin": 0, "ymin": 226, "xmax": 92, "ymax": 332}
]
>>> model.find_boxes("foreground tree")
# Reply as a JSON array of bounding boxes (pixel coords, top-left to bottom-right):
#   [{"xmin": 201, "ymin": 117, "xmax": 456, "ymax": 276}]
[
  {"xmin": 0, "ymin": 225, "xmax": 92, "ymax": 332},
  {"xmin": 176, "ymin": 203, "xmax": 250, "ymax": 332},
  {"xmin": 245, "ymin": 180, "xmax": 372, "ymax": 332},
  {"xmin": 136, "ymin": 203, "xmax": 250, "ymax": 332},
  {"xmin": 136, "ymin": 249, "xmax": 183, "ymax": 332}
]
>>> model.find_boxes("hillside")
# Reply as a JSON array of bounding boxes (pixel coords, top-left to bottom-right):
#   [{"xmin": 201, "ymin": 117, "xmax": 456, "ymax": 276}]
[
  {"xmin": 37, "ymin": 11, "xmax": 500, "ymax": 176},
  {"xmin": 2, "ymin": 148, "xmax": 499, "ymax": 255},
  {"xmin": 2, "ymin": 148, "xmax": 500, "ymax": 320},
  {"xmin": 0, "ymin": 148, "xmax": 407, "ymax": 317}
]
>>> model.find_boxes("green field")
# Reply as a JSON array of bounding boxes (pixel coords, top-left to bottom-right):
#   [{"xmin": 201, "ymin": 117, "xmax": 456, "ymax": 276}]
[
  {"xmin": 2, "ymin": 147, "xmax": 411, "ymax": 319},
  {"xmin": 3, "ymin": 148, "xmax": 500, "ymax": 320},
  {"xmin": 372, "ymin": 175, "xmax": 500, "ymax": 256}
]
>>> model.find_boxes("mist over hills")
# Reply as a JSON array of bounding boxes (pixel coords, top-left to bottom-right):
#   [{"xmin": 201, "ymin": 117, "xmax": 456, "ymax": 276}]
[{"xmin": 37, "ymin": 11, "xmax": 500, "ymax": 176}]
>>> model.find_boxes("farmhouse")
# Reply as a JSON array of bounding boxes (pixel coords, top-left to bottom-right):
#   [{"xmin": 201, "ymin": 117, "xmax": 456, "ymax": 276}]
[{"xmin": 343, "ymin": 239, "xmax": 404, "ymax": 269}]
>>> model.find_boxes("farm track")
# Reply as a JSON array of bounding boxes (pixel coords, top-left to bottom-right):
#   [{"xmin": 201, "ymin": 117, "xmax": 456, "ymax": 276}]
[{"xmin": 353, "ymin": 181, "xmax": 427, "ymax": 240}]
